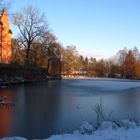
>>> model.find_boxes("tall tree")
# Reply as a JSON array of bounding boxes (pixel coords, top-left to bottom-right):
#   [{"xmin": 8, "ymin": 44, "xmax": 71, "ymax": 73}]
[
  {"xmin": 124, "ymin": 50, "xmax": 136, "ymax": 79},
  {"xmin": 13, "ymin": 6, "xmax": 48, "ymax": 64},
  {"xmin": 116, "ymin": 47, "xmax": 140, "ymax": 79},
  {"xmin": 61, "ymin": 46, "xmax": 78, "ymax": 75},
  {"xmin": 95, "ymin": 59, "xmax": 106, "ymax": 77},
  {"xmin": 78, "ymin": 55, "xmax": 85, "ymax": 70}
]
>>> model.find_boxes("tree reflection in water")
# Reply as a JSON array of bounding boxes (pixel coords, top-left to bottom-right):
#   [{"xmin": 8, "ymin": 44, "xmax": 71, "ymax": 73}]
[{"xmin": 25, "ymin": 82, "xmax": 61, "ymax": 139}]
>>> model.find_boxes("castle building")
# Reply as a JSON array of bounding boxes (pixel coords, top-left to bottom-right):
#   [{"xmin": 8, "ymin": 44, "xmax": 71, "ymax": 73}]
[{"xmin": 0, "ymin": 8, "xmax": 12, "ymax": 64}]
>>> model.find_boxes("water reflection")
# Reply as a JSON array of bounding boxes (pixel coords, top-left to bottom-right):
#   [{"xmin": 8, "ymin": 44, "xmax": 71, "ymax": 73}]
[
  {"xmin": 25, "ymin": 82, "xmax": 61, "ymax": 139},
  {"xmin": 0, "ymin": 81, "xmax": 62, "ymax": 139},
  {"xmin": 0, "ymin": 90, "xmax": 13, "ymax": 137},
  {"xmin": 11, "ymin": 85, "xmax": 27, "ymax": 137}
]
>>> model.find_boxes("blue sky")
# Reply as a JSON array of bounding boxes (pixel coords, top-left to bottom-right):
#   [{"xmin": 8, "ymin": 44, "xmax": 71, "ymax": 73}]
[{"xmin": 8, "ymin": 0, "xmax": 140, "ymax": 59}]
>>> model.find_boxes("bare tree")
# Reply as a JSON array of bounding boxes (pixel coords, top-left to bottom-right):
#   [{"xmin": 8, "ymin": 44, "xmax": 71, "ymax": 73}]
[
  {"xmin": 13, "ymin": 6, "xmax": 48, "ymax": 64},
  {"xmin": 36, "ymin": 31, "xmax": 58, "ymax": 58}
]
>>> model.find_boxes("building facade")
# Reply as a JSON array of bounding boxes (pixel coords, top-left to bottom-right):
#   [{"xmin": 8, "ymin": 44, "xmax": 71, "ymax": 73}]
[{"xmin": 0, "ymin": 8, "xmax": 12, "ymax": 64}]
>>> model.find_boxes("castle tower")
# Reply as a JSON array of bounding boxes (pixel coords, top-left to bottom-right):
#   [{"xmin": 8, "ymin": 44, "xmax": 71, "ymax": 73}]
[{"xmin": 0, "ymin": 8, "xmax": 12, "ymax": 64}]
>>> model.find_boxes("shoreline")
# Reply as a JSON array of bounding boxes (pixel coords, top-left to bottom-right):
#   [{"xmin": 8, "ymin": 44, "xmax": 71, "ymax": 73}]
[
  {"xmin": 0, "ymin": 64, "xmax": 61, "ymax": 88},
  {"xmin": 62, "ymin": 77, "xmax": 140, "ymax": 82},
  {"xmin": 0, "ymin": 76, "xmax": 62, "ymax": 88}
]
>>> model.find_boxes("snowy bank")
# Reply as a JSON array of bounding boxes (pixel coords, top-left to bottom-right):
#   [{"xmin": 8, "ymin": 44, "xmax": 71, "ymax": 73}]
[
  {"xmin": 47, "ymin": 127, "xmax": 140, "ymax": 140},
  {"xmin": 47, "ymin": 120, "xmax": 140, "ymax": 140}
]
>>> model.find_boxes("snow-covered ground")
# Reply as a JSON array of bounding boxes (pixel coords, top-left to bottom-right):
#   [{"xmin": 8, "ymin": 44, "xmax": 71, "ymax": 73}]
[
  {"xmin": 2, "ymin": 120, "xmax": 140, "ymax": 140},
  {"xmin": 47, "ymin": 120, "xmax": 140, "ymax": 140},
  {"xmin": 47, "ymin": 128, "xmax": 140, "ymax": 140}
]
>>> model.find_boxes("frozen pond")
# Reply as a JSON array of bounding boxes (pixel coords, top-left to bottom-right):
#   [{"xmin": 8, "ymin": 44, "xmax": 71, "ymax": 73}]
[{"xmin": 0, "ymin": 79, "xmax": 140, "ymax": 139}]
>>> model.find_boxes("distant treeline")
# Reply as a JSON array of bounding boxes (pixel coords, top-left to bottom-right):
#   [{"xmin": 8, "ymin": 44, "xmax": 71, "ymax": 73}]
[{"xmin": 60, "ymin": 46, "xmax": 140, "ymax": 80}]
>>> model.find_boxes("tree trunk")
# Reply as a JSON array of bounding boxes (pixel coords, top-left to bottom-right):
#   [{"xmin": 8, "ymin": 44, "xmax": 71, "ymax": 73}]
[{"xmin": 25, "ymin": 44, "xmax": 30, "ymax": 66}]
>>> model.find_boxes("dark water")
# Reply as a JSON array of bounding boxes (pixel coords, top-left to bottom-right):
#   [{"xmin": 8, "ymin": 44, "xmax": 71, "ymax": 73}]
[{"xmin": 0, "ymin": 79, "xmax": 140, "ymax": 139}]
